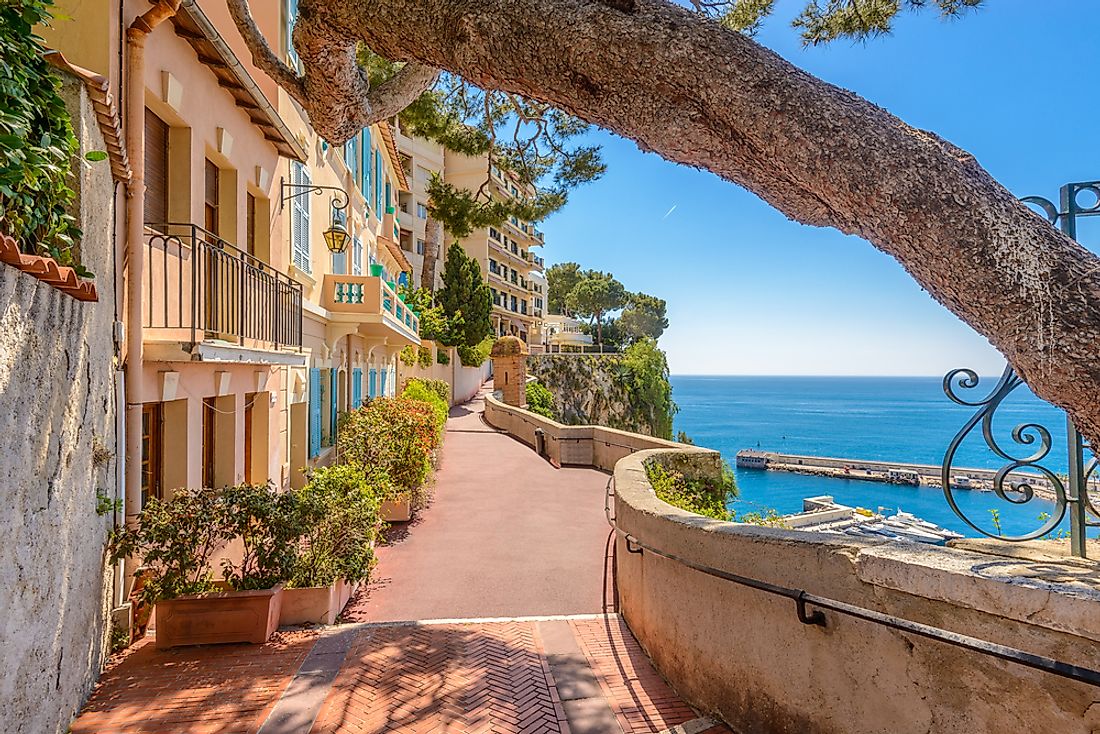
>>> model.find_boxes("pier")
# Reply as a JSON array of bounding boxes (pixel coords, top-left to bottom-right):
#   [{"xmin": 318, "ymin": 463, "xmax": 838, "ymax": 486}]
[{"xmin": 735, "ymin": 449, "xmax": 1065, "ymax": 503}]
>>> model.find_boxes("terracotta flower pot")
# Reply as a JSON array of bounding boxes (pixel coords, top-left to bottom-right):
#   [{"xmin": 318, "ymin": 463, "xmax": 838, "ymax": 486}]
[
  {"xmin": 380, "ymin": 497, "xmax": 412, "ymax": 522},
  {"xmin": 280, "ymin": 579, "xmax": 359, "ymax": 626},
  {"xmin": 154, "ymin": 584, "xmax": 284, "ymax": 649}
]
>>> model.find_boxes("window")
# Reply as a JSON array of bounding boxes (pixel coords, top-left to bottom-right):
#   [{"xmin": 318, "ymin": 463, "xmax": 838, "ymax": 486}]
[
  {"xmin": 510, "ymin": 295, "xmax": 517, "ymax": 312},
  {"xmin": 283, "ymin": 0, "xmax": 300, "ymax": 68},
  {"xmin": 204, "ymin": 159, "xmax": 219, "ymax": 236},
  {"xmin": 144, "ymin": 109, "xmax": 169, "ymax": 228},
  {"xmin": 416, "ymin": 202, "xmax": 427, "ymax": 219},
  {"xmin": 290, "ymin": 161, "xmax": 311, "ymax": 272},
  {"xmin": 385, "ymin": 180, "xmax": 392, "ymax": 210},
  {"xmin": 346, "ymin": 134, "xmax": 361, "ymax": 190},
  {"xmin": 202, "ymin": 398, "xmax": 216, "ymax": 488},
  {"xmin": 360, "ymin": 129, "xmax": 372, "ymax": 207},
  {"xmin": 246, "ymin": 193, "xmax": 257, "ymax": 256},
  {"xmin": 489, "ymin": 227, "xmax": 501, "ymax": 242},
  {"xmin": 352, "ymin": 235, "xmax": 363, "ymax": 275},
  {"xmin": 489, "ymin": 258, "xmax": 498, "ymax": 274},
  {"xmin": 140, "ymin": 403, "xmax": 162, "ymax": 504},
  {"xmin": 416, "ymin": 238, "xmax": 425, "ymax": 255}
]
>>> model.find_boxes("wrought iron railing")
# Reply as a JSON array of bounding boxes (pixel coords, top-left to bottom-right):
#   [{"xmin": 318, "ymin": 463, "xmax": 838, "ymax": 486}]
[{"xmin": 143, "ymin": 223, "xmax": 303, "ymax": 350}]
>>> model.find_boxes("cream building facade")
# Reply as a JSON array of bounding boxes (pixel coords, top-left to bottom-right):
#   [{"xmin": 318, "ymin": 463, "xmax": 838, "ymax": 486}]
[
  {"xmin": 395, "ymin": 128, "xmax": 446, "ymax": 290},
  {"xmin": 442, "ymin": 151, "xmax": 547, "ymax": 348},
  {"xmin": 40, "ymin": 0, "xmax": 423, "ymax": 507}
]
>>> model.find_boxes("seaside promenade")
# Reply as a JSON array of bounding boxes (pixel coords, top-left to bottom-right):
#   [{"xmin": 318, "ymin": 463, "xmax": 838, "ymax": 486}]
[{"xmin": 68, "ymin": 387, "xmax": 727, "ymax": 734}]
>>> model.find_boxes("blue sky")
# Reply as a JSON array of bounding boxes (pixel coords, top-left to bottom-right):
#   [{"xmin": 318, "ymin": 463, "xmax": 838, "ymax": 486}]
[{"xmin": 540, "ymin": 1, "xmax": 1100, "ymax": 376}]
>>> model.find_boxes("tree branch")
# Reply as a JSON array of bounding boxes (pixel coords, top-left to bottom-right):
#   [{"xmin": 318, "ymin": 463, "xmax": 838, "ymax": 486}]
[
  {"xmin": 289, "ymin": 0, "xmax": 1100, "ymax": 442},
  {"xmin": 225, "ymin": 0, "xmax": 306, "ymax": 102}
]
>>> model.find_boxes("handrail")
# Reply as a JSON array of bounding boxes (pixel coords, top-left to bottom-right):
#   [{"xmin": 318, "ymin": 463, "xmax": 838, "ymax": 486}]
[{"xmin": 605, "ymin": 476, "xmax": 1100, "ymax": 688}]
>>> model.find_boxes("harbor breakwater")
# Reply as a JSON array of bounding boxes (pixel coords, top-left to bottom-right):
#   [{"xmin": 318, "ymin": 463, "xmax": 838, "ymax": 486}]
[{"xmin": 736, "ymin": 450, "xmax": 1064, "ymax": 503}]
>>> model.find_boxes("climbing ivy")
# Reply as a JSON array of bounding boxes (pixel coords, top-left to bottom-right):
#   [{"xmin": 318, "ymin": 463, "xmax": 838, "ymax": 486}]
[{"xmin": 0, "ymin": 0, "xmax": 88, "ymax": 273}]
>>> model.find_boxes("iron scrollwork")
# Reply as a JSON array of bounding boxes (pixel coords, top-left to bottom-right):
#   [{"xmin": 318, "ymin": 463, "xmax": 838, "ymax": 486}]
[
  {"xmin": 941, "ymin": 365, "xmax": 1067, "ymax": 540},
  {"xmin": 941, "ymin": 365, "xmax": 1100, "ymax": 555}
]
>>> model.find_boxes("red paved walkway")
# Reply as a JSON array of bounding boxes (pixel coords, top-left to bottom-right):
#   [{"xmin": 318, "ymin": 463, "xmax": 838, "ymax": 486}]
[
  {"xmin": 68, "ymin": 388, "xmax": 726, "ymax": 734},
  {"xmin": 345, "ymin": 389, "xmax": 615, "ymax": 621}
]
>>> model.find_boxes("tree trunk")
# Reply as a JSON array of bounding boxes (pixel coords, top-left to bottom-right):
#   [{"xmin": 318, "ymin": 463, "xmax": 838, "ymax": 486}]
[
  {"xmin": 420, "ymin": 215, "xmax": 443, "ymax": 290},
  {"xmin": 292, "ymin": 0, "xmax": 1100, "ymax": 442}
]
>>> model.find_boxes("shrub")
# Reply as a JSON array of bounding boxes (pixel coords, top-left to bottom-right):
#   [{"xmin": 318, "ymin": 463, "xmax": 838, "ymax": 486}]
[
  {"xmin": 409, "ymin": 377, "xmax": 450, "ymax": 405},
  {"xmin": 436, "ymin": 348, "xmax": 450, "ymax": 365},
  {"xmin": 0, "ymin": 1, "xmax": 85, "ymax": 271},
  {"xmin": 342, "ymin": 397, "xmax": 439, "ymax": 491},
  {"xmin": 417, "ymin": 345, "xmax": 432, "ymax": 367},
  {"xmin": 526, "ymin": 381, "xmax": 556, "ymax": 420},
  {"xmin": 292, "ymin": 465, "xmax": 383, "ymax": 588},
  {"xmin": 402, "ymin": 380, "xmax": 449, "ymax": 437},
  {"xmin": 219, "ymin": 483, "xmax": 302, "ymax": 591},
  {"xmin": 108, "ymin": 487, "xmax": 232, "ymax": 606},
  {"xmin": 621, "ymin": 338, "xmax": 678, "ymax": 440},
  {"xmin": 644, "ymin": 459, "xmax": 737, "ymax": 522},
  {"xmin": 457, "ymin": 335, "xmax": 493, "ymax": 367},
  {"xmin": 399, "ymin": 345, "xmax": 417, "ymax": 366}
]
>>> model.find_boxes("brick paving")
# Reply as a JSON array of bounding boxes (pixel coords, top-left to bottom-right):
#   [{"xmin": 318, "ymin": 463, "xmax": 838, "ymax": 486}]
[
  {"xmin": 68, "ymin": 388, "xmax": 728, "ymax": 734},
  {"xmin": 69, "ymin": 630, "xmax": 319, "ymax": 734}
]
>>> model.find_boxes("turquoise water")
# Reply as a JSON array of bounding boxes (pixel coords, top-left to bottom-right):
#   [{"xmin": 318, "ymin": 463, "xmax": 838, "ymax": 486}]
[{"xmin": 670, "ymin": 375, "xmax": 1075, "ymax": 538}]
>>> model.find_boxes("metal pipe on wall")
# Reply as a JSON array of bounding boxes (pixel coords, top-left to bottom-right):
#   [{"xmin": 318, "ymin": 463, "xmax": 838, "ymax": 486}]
[{"xmin": 122, "ymin": 0, "xmax": 181, "ymax": 583}]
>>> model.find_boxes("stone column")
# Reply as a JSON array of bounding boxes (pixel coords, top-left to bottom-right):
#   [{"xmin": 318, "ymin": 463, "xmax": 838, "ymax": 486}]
[{"xmin": 491, "ymin": 336, "xmax": 528, "ymax": 407}]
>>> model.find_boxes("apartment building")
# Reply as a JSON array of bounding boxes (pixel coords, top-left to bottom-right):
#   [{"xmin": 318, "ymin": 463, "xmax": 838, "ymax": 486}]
[
  {"xmin": 39, "ymin": 0, "xmax": 422, "ymax": 506},
  {"xmin": 442, "ymin": 151, "xmax": 547, "ymax": 348},
  {"xmin": 42, "ymin": 0, "xmax": 310, "ymax": 506},
  {"xmin": 395, "ymin": 129, "xmax": 446, "ymax": 290},
  {"xmin": 229, "ymin": 0, "xmax": 420, "ymax": 487}
]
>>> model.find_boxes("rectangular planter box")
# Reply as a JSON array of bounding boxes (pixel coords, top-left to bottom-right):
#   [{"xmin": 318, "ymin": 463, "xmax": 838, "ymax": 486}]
[
  {"xmin": 280, "ymin": 579, "xmax": 359, "ymax": 626},
  {"xmin": 380, "ymin": 497, "xmax": 412, "ymax": 522},
  {"xmin": 154, "ymin": 585, "xmax": 283, "ymax": 650}
]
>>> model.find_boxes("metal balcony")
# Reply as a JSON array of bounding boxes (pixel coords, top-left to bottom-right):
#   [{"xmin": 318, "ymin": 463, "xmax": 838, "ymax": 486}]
[{"xmin": 143, "ymin": 224, "xmax": 303, "ymax": 351}]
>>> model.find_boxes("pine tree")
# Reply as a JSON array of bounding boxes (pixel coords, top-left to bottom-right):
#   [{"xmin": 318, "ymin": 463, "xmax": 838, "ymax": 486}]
[{"xmin": 435, "ymin": 243, "xmax": 492, "ymax": 348}]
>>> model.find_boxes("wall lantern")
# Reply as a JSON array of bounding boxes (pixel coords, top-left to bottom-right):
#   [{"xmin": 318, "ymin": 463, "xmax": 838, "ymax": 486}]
[{"xmin": 280, "ymin": 179, "xmax": 352, "ymax": 254}]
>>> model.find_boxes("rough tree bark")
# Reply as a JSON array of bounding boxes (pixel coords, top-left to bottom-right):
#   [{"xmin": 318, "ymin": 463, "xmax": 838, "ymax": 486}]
[
  {"xmin": 420, "ymin": 216, "xmax": 443, "ymax": 290},
  {"xmin": 233, "ymin": 0, "xmax": 1100, "ymax": 442}
]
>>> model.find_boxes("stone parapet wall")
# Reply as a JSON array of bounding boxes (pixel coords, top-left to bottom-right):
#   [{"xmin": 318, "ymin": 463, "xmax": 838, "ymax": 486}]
[{"xmin": 484, "ymin": 393, "xmax": 1100, "ymax": 733}]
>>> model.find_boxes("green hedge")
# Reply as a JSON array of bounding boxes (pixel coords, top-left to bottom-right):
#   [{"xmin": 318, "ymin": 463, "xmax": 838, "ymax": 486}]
[{"xmin": 0, "ymin": 1, "xmax": 86, "ymax": 271}]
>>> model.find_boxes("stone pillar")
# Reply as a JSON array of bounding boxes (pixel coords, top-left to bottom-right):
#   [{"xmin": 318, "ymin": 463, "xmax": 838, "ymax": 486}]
[{"xmin": 491, "ymin": 336, "xmax": 528, "ymax": 407}]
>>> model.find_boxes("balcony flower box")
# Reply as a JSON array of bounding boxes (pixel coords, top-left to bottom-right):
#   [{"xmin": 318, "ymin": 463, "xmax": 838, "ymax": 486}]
[
  {"xmin": 279, "ymin": 579, "xmax": 359, "ymax": 626},
  {"xmin": 153, "ymin": 584, "xmax": 284, "ymax": 650},
  {"xmin": 370, "ymin": 264, "xmax": 384, "ymax": 277},
  {"xmin": 380, "ymin": 496, "xmax": 412, "ymax": 523}
]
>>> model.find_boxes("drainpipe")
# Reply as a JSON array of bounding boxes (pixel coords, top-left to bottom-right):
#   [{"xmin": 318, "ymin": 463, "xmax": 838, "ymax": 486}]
[{"xmin": 122, "ymin": 0, "xmax": 181, "ymax": 582}]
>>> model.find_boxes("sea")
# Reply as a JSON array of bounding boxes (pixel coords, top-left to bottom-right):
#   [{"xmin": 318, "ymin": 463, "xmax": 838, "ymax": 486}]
[{"xmin": 670, "ymin": 375, "xmax": 1077, "ymax": 538}]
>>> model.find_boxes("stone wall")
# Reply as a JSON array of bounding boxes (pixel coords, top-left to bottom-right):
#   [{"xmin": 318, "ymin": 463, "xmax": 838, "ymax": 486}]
[
  {"xmin": 485, "ymin": 393, "xmax": 1100, "ymax": 733},
  {"xmin": 527, "ymin": 353, "xmax": 665, "ymax": 437},
  {"xmin": 0, "ymin": 75, "xmax": 119, "ymax": 734},
  {"xmin": 396, "ymin": 340, "xmax": 492, "ymax": 406}
]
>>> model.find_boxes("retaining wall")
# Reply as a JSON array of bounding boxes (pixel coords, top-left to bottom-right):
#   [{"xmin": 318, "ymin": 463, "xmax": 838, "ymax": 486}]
[
  {"xmin": 396, "ymin": 340, "xmax": 492, "ymax": 406},
  {"xmin": 0, "ymin": 75, "xmax": 119, "ymax": 734},
  {"xmin": 484, "ymin": 393, "xmax": 1100, "ymax": 733}
]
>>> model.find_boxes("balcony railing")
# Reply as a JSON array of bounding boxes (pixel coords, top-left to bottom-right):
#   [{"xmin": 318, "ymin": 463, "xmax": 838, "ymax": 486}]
[
  {"xmin": 322, "ymin": 274, "xmax": 419, "ymax": 338},
  {"xmin": 143, "ymin": 224, "xmax": 302, "ymax": 350}
]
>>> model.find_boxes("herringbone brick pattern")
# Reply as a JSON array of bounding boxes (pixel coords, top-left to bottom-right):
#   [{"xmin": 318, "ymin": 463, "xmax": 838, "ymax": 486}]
[
  {"xmin": 313, "ymin": 622, "xmax": 567, "ymax": 734},
  {"xmin": 570, "ymin": 618, "xmax": 698, "ymax": 734},
  {"xmin": 69, "ymin": 630, "xmax": 318, "ymax": 734}
]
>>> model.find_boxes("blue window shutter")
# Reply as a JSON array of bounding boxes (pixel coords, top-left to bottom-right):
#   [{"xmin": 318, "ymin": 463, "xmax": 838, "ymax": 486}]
[
  {"xmin": 308, "ymin": 368, "xmax": 321, "ymax": 458},
  {"xmin": 330, "ymin": 368, "xmax": 339, "ymax": 439},
  {"xmin": 375, "ymin": 149, "xmax": 383, "ymax": 212},
  {"xmin": 352, "ymin": 368, "xmax": 362, "ymax": 408},
  {"xmin": 369, "ymin": 368, "xmax": 377, "ymax": 398},
  {"xmin": 381, "ymin": 368, "xmax": 388, "ymax": 397}
]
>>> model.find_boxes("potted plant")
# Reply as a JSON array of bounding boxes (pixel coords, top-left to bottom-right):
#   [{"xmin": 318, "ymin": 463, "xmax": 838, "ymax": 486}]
[
  {"xmin": 370, "ymin": 263, "xmax": 384, "ymax": 277},
  {"xmin": 110, "ymin": 484, "xmax": 297, "ymax": 649},
  {"xmin": 280, "ymin": 465, "xmax": 382, "ymax": 625}
]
